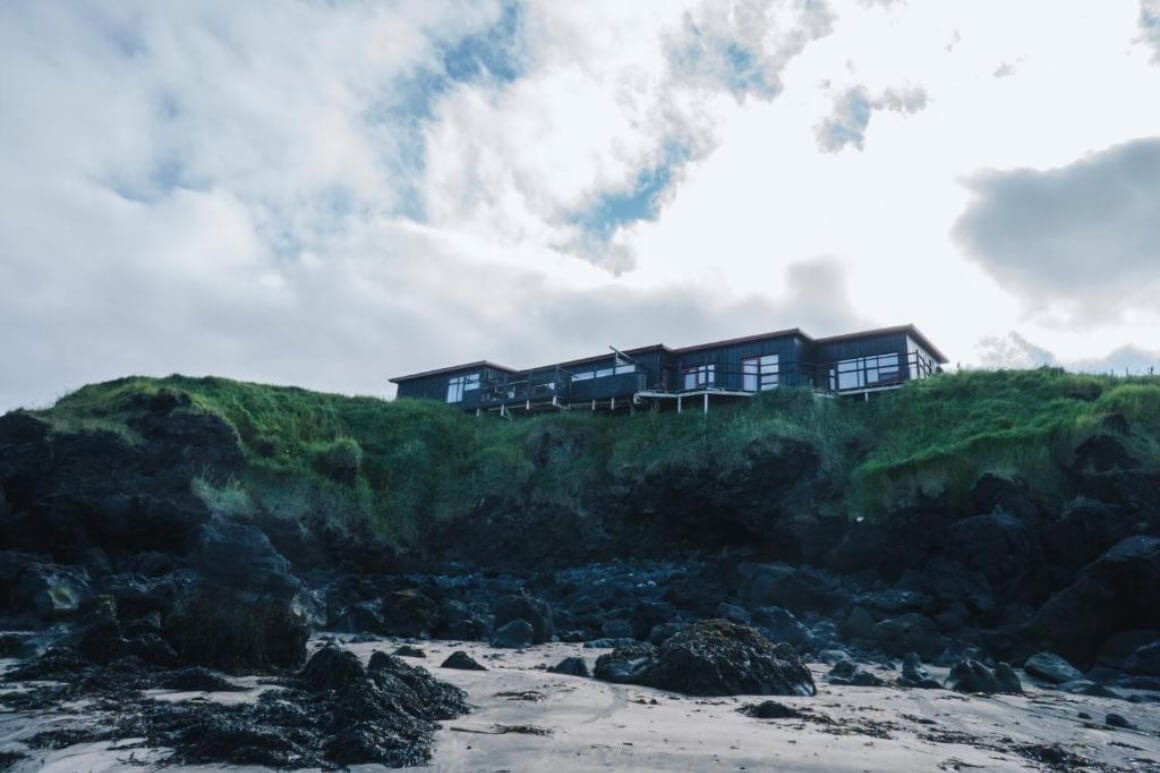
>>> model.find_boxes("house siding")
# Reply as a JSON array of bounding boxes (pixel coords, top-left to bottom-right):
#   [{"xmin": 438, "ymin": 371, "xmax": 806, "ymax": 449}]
[{"xmin": 390, "ymin": 324, "xmax": 947, "ymax": 410}]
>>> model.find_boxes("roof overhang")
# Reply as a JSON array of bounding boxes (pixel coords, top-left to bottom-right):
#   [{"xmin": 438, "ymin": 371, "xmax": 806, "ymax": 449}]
[{"xmin": 390, "ymin": 360, "xmax": 517, "ymax": 384}]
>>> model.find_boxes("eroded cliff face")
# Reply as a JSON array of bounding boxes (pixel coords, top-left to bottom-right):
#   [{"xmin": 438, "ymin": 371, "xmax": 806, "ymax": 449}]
[{"xmin": 1, "ymin": 385, "xmax": 1158, "ymax": 674}]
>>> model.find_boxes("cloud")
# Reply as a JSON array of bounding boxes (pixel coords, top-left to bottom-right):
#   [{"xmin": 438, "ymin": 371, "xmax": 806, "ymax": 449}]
[
  {"xmin": 976, "ymin": 332, "xmax": 1059, "ymax": 369},
  {"xmin": 976, "ymin": 332, "xmax": 1160, "ymax": 376},
  {"xmin": 1142, "ymin": 0, "xmax": 1160, "ymax": 61},
  {"xmin": 668, "ymin": 0, "xmax": 835, "ymax": 99},
  {"xmin": 422, "ymin": 0, "xmax": 838, "ymax": 272},
  {"xmin": 815, "ymin": 85, "xmax": 928, "ymax": 152},
  {"xmin": 953, "ymin": 137, "xmax": 1160, "ymax": 321}
]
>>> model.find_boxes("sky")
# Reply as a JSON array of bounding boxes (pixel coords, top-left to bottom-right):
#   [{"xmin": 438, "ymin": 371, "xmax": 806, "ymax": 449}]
[{"xmin": 2, "ymin": 0, "xmax": 1160, "ymax": 411}]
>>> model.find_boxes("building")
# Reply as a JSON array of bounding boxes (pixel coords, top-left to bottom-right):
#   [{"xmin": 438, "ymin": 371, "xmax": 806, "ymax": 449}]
[{"xmin": 390, "ymin": 324, "xmax": 948, "ymax": 414}]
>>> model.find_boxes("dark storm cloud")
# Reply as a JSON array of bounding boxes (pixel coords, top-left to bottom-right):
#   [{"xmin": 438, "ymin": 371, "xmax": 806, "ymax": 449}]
[{"xmin": 954, "ymin": 138, "xmax": 1160, "ymax": 318}]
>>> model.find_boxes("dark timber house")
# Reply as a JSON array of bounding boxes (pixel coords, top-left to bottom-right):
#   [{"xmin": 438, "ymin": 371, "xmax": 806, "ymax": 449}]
[{"xmin": 391, "ymin": 324, "xmax": 948, "ymax": 415}]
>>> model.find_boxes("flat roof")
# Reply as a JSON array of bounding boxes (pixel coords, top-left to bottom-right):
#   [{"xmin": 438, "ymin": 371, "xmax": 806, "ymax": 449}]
[
  {"xmin": 389, "ymin": 360, "xmax": 517, "ymax": 384},
  {"xmin": 674, "ymin": 327, "xmax": 808, "ymax": 355},
  {"xmin": 391, "ymin": 323, "xmax": 949, "ymax": 382},
  {"xmin": 815, "ymin": 324, "xmax": 949, "ymax": 363}
]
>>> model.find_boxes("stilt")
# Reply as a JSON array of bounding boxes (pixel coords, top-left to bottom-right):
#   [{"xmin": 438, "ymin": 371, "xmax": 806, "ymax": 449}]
[
  {"xmin": 703, "ymin": 392, "xmax": 709, "ymax": 415},
  {"xmin": 677, "ymin": 395, "xmax": 682, "ymax": 413}
]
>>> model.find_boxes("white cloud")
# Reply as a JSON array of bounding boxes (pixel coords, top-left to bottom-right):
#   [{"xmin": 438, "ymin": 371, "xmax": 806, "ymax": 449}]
[{"xmin": 2, "ymin": 0, "xmax": 1160, "ymax": 411}]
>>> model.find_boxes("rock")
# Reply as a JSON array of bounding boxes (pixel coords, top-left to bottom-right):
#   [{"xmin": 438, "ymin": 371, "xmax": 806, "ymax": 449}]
[
  {"xmin": 716, "ymin": 602, "xmax": 751, "ymax": 625},
  {"xmin": 394, "ymin": 645, "xmax": 427, "ymax": 658},
  {"xmin": 301, "ymin": 645, "xmax": 366, "ymax": 692},
  {"xmin": 629, "ymin": 601, "xmax": 677, "ymax": 640},
  {"xmin": 872, "ymin": 613, "xmax": 945, "ymax": 660},
  {"xmin": 594, "ymin": 619, "xmax": 815, "ymax": 697},
  {"xmin": 826, "ymin": 660, "xmax": 886, "ymax": 687},
  {"xmin": 841, "ymin": 606, "xmax": 876, "ymax": 640},
  {"xmin": 490, "ymin": 618, "xmax": 535, "ymax": 649},
  {"xmin": 1023, "ymin": 652, "xmax": 1085, "ymax": 684},
  {"xmin": 381, "ymin": 590, "xmax": 441, "ymax": 638},
  {"xmin": 164, "ymin": 581, "xmax": 310, "ymax": 671},
  {"xmin": 440, "ymin": 650, "xmax": 487, "ymax": 671},
  {"xmin": 547, "ymin": 656, "xmax": 589, "ymax": 677},
  {"xmin": 752, "ymin": 606, "xmax": 811, "ymax": 651},
  {"xmin": 817, "ymin": 649, "xmax": 851, "ymax": 665},
  {"xmin": 1106, "ymin": 713, "xmax": 1135, "ymax": 729},
  {"xmin": 738, "ymin": 700, "xmax": 805, "ymax": 719},
  {"xmin": 1031, "ymin": 537, "xmax": 1160, "ymax": 666},
  {"xmin": 1124, "ymin": 641, "xmax": 1160, "ymax": 677},
  {"xmin": 898, "ymin": 652, "xmax": 942, "ymax": 689},
  {"xmin": 492, "ymin": 594, "xmax": 554, "ymax": 644},
  {"xmin": 1056, "ymin": 680, "xmax": 1120, "ymax": 698},
  {"xmin": 949, "ymin": 513, "xmax": 1047, "ymax": 603},
  {"xmin": 159, "ymin": 666, "xmax": 246, "ymax": 692},
  {"xmin": 649, "ymin": 622, "xmax": 685, "ymax": 645},
  {"xmin": 189, "ymin": 519, "xmax": 296, "ymax": 595},
  {"xmin": 8, "ymin": 560, "xmax": 92, "ymax": 621},
  {"xmin": 945, "ymin": 659, "xmax": 1022, "ymax": 694},
  {"xmin": 593, "ymin": 643, "xmax": 657, "ymax": 684},
  {"xmin": 736, "ymin": 562, "xmax": 845, "ymax": 615},
  {"xmin": 601, "ymin": 619, "xmax": 634, "ymax": 639}
]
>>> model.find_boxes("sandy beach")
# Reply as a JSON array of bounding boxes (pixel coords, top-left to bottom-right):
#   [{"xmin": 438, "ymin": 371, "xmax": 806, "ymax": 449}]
[{"xmin": 4, "ymin": 636, "xmax": 1158, "ymax": 772}]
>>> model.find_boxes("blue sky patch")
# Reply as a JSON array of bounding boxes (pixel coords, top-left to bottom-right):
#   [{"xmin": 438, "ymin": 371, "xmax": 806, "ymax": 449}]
[
  {"xmin": 441, "ymin": 1, "xmax": 525, "ymax": 85},
  {"xmin": 569, "ymin": 143, "xmax": 690, "ymax": 244}
]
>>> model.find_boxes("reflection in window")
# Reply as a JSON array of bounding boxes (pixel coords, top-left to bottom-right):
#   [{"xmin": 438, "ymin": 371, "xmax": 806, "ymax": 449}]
[
  {"xmin": 742, "ymin": 354, "xmax": 779, "ymax": 392},
  {"xmin": 832, "ymin": 353, "xmax": 901, "ymax": 391},
  {"xmin": 571, "ymin": 362, "xmax": 638, "ymax": 382},
  {"xmin": 446, "ymin": 373, "xmax": 480, "ymax": 403},
  {"xmin": 682, "ymin": 364, "xmax": 715, "ymax": 390}
]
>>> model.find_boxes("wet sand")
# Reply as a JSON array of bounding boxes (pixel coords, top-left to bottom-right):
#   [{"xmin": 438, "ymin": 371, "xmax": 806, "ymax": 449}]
[{"xmin": 3, "ymin": 638, "xmax": 1159, "ymax": 772}]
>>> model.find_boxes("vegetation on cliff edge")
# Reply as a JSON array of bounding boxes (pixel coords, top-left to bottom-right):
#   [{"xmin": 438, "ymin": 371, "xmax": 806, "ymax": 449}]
[{"xmin": 25, "ymin": 369, "xmax": 1160, "ymax": 544}]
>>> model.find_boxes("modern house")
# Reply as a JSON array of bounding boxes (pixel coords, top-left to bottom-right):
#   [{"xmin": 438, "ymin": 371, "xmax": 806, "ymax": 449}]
[{"xmin": 391, "ymin": 324, "xmax": 947, "ymax": 414}]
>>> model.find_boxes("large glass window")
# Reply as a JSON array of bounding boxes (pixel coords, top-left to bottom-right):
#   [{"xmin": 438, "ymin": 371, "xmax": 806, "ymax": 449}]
[
  {"xmin": 682, "ymin": 364, "xmax": 715, "ymax": 390},
  {"xmin": 742, "ymin": 354, "xmax": 780, "ymax": 392},
  {"xmin": 446, "ymin": 373, "xmax": 480, "ymax": 403},
  {"xmin": 571, "ymin": 361, "xmax": 637, "ymax": 382},
  {"xmin": 833, "ymin": 353, "xmax": 901, "ymax": 391}
]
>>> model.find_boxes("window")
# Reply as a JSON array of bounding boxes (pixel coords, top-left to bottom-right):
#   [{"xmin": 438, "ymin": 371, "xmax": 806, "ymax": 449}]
[
  {"xmin": 742, "ymin": 354, "xmax": 780, "ymax": 392},
  {"xmin": 571, "ymin": 361, "xmax": 638, "ymax": 382},
  {"xmin": 682, "ymin": 364, "xmax": 715, "ymax": 390},
  {"xmin": 833, "ymin": 353, "xmax": 901, "ymax": 391},
  {"xmin": 446, "ymin": 373, "xmax": 480, "ymax": 403}
]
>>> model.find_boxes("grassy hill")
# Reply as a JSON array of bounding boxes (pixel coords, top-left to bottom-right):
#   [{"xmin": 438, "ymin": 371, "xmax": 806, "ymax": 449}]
[{"xmin": 28, "ymin": 369, "xmax": 1160, "ymax": 545}]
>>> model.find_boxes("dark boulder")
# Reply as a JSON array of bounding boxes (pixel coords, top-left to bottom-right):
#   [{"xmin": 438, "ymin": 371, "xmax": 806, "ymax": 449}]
[
  {"xmin": 1031, "ymin": 537, "xmax": 1160, "ymax": 666},
  {"xmin": 826, "ymin": 659, "xmax": 886, "ymax": 687},
  {"xmin": 738, "ymin": 700, "xmax": 806, "ymax": 719},
  {"xmin": 1023, "ymin": 652, "xmax": 1085, "ymax": 685},
  {"xmin": 189, "ymin": 519, "xmax": 297, "ymax": 595},
  {"xmin": 948, "ymin": 513, "xmax": 1047, "ymax": 603},
  {"xmin": 945, "ymin": 659, "xmax": 1022, "ymax": 694},
  {"xmin": 490, "ymin": 618, "xmax": 535, "ymax": 649},
  {"xmin": 440, "ymin": 650, "xmax": 487, "ymax": 671},
  {"xmin": 301, "ymin": 645, "xmax": 366, "ymax": 692},
  {"xmin": 381, "ymin": 589, "xmax": 441, "ymax": 638},
  {"xmin": 1124, "ymin": 641, "xmax": 1160, "ymax": 677},
  {"xmin": 872, "ymin": 613, "xmax": 945, "ymax": 661},
  {"xmin": 897, "ymin": 652, "xmax": 941, "ymax": 689},
  {"xmin": 548, "ymin": 656, "xmax": 589, "ymax": 677},
  {"xmin": 163, "ymin": 581, "xmax": 310, "ymax": 671},
  {"xmin": 492, "ymin": 594, "xmax": 554, "ymax": 644},
  {"xmin": 594, "ymin": 619, "xmax": 815, "ymax": 697}
]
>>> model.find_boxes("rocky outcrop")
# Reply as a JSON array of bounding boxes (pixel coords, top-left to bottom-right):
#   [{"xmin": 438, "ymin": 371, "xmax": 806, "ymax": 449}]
[
  {"xmin": 594, "ymin": 619, "xmax": 815, "ymax": 697},
  {"xmin": 1031, "ymin": 537, "xmax": 1160, "ymax": 666}
]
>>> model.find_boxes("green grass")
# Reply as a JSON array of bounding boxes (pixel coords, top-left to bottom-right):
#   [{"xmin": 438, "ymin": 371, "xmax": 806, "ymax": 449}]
[{"xmin": 30, "ymin": 368, "xmax": 1160, "ymax": 544}]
